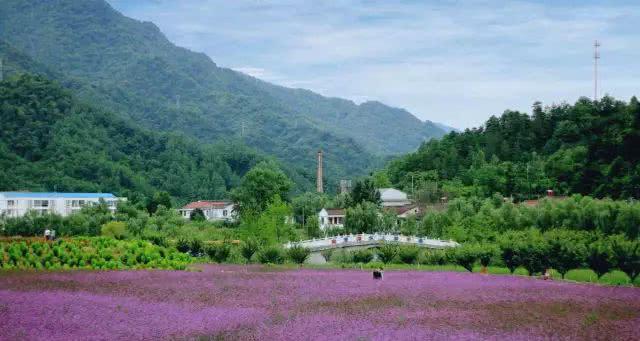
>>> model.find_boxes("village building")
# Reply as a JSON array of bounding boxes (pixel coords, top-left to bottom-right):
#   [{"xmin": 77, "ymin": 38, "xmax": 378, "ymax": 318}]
[
  {"xmin": 378, "ymin": 188, "xmax": 412, "ymax": 207},
  {"xmin": 384, "ymin": 204, "xmax": 421, "ymax": 219},
  {"xmin": 318, "ymin": 208, "xmax": 345, "ymax": 231},
  {"xmin": 0, "ymin": 192, "xmax": 124, "ymax": 218},
  {"xmin": 178, "ymin": 200, "xmax": 236, "ymax": 222}
]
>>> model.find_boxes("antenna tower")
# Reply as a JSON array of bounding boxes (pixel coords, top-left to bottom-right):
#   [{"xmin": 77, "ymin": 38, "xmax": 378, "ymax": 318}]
[{"xmin": 594, "ymin": 40, "xmax": 600, "ymax": 101}]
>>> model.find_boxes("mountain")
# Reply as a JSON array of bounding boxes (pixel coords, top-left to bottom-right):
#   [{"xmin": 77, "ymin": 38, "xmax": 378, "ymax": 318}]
[
  {"xmin": 0, "ymin": 0, "xmax": 446, "ymax": 189},
  {"xmin": 0, "ymin": 73, "xmax": 284, "ymax": 203}
]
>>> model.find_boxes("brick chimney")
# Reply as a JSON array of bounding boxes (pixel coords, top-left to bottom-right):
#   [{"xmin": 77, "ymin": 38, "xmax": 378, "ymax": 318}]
[{"xmin": 317, "ymin": 150, "xmax": 324, "ymax": 193}]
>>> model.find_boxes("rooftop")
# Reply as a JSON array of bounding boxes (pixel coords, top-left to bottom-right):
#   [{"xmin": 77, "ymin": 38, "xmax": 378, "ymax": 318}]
[
  {"xmin": 182, "ymin": 200, "xmax": 233, "ymax": 210},
  {"xmin": 0, "ymin": 192, "xmax": 116, "ymax": 199}
]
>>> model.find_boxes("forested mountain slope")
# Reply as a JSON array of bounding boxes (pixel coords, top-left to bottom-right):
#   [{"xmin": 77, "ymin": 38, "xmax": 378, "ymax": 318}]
[
  {"xmin": 0, "ymin": 0, "xmax": 447, "ymax": 185},
  {"xmin": 0, "ymin": 74, "xmax": 289, "ymax": 203},
  {"xmin": 388, "ymin": 98, "xmax": 640, "ymax": 199}
]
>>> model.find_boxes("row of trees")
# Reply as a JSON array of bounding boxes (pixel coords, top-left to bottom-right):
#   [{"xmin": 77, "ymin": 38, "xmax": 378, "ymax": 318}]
[
  {"xmin": 387, "ymin": 96, "xmax": 640, "ymax": 200},
  {"xmin": 448, "ymin": 229, "xmax": 639, "ymax": 281}
]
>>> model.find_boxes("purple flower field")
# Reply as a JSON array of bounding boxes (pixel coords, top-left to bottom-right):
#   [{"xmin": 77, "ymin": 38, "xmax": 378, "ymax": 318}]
[{"xmin": 1, "ymin": 266, "xmax": 639, "ymax": 340}]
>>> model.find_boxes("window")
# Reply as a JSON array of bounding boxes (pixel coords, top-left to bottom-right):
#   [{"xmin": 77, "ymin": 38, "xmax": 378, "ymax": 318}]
[
  {"xmin": 7, "ymin": 200, "xmax": 15, "ymax": 206},
  {"xmin": 223, "ymin": 210, "xmax": 228, "ymax": 217},
  {"xmin": 33, "ymin": 200, "xmax": 50, "ymax": 208}
]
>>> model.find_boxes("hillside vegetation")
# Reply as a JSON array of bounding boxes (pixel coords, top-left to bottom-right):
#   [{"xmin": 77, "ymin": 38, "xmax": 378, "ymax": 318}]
[
  {"xmin": 0, "ymin": 0, "xmax": 448, "ymax": 188},
  {"xmin": 387, "ymin": 97, "xmax": 640, "ymax": 200},
  {"xmin": 0, "ymin": 74, "xmax": 277, "ymax": 201}
]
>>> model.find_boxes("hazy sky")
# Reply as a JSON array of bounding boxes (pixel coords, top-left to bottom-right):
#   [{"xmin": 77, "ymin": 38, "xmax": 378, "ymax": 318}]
[{"xmin": 107, "ymin": 0, "xmax": 640, "ymax": 129}]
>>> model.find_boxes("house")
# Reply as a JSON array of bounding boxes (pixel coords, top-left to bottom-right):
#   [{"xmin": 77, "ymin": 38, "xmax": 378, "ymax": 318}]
[
  {"xmin": 384, "ymin": 204, "xmax": 421, "ymax": 219},
  {"xmin": 0, "ymin": 192, "xmax": 124, "ymax": 218},
  {"xmin": 318, "ymin": 208, "xmax": 345, "ymax": 231},
  {"xmin": 378, "ymin": 188, "xmax": 412, "ymax": 207},
  {"xmin": 178, "ymin": 200, "xmax": 236, "ymax": 222}
]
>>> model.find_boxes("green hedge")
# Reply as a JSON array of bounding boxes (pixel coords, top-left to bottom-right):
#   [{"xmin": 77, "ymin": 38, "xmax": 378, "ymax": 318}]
[{"xmin": 0, "ymin": 237, "xmax": 191, "ymax": 270}]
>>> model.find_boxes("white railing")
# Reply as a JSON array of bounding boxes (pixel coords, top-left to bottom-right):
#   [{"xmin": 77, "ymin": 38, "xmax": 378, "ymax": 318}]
[{"xmin": 285, "ymin": 233, "xmax": 459, "ymax": 251}]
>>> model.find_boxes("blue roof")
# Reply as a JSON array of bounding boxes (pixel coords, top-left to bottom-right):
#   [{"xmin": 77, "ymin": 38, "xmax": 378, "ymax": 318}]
[{"xmin": 0, "ymin": 192, "xmax": 116, "ymax": 199}]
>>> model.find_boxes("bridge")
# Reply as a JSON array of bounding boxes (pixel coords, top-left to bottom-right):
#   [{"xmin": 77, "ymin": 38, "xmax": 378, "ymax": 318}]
[{"xmin": 284, "ymin": 233, "xmax": 459, "ymax": 252}]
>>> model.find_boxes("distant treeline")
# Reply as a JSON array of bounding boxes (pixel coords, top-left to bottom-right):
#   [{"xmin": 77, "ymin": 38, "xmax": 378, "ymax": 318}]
[{"xmin": 387, "ymin": 96, "xmax": 640, "ymax": 200}]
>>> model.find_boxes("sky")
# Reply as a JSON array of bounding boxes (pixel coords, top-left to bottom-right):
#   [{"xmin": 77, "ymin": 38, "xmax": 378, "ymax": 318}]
[{"xmin": 107, "ymin": 0, "xmax": 640, "ymax": 129}]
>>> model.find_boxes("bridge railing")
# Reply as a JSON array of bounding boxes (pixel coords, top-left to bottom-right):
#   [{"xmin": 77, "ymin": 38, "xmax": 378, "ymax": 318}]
[{"xmin": 285, "ymin": 233, "xmax": 459, "ymax": 251}]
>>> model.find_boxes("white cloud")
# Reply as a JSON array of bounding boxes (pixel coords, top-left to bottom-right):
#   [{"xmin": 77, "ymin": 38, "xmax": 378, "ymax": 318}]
[{"xmin": 108, "ymin": 0, "xmax": 640, "ymax": 128}]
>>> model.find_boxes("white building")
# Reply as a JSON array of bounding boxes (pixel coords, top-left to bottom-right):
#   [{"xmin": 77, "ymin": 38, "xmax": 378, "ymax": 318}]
[
  {"xmin": 0, "ymin": 192, "xmax": 124, "ymax": 218},
  {"xmin": 318, "ymin": 208, "xmax": 345, "ymax": 231},
  {"xmin": 178, "ymin": 200, "xmax": 236, "ymax": 222},
  {"xmin": 378, "ymin": 188, "xmax": 412, "ymax": 207}
]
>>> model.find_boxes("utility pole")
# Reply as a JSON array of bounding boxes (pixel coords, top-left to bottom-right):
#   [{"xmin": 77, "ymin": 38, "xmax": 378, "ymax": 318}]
[
  {"xmin": 594, "ymin": 40, "xmax": 600, "ymax": 101},
  {"xmin": 0, "ymin": 57, "xmax": 3, "ymax": 82}
]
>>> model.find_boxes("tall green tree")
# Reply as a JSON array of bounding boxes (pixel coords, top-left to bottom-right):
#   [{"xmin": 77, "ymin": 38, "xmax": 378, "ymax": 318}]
[{"xmin": 231, "ymin": 161, "xmax": 292, "ymax": 216}]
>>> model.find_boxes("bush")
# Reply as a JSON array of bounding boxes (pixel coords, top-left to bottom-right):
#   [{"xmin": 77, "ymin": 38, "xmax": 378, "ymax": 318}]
[
  {"xmin": 331, "ymin": 249, "xmax": 353, "ymax": 264},
  {"xmin": 206, "ymin": 243, "xmax": 231, "ymax": 263},
  {"xmin": 398, "ymin": 246, "xmax": 420, "ymax": 264},
  {"xmin": 287, "ymin": 245, "xmax": 311, "ymax": 264},
  {"xmin": 421, "ymin": 250, "xmax": 448, "ymax": 265},
  {"xmin": 240, "ymin": 238, "xmax": 260, "ymax": 262},
  {"xmin": 175, "ymin": 238, "xmax": 190, "ymax": 253},
  {"xmin": 377, "ymin": 244, "xmax": 399, "ymax": 264},
  {"xmin": 257, "ymin": 246, "xmax": 285, "ymax": 264},
  {"xmin": 100, "ymin": 221, "xmax": 127, "ymax": 240},
  {"xmin": 189, "ymin": 239, "xmax": 204, "ymax": 257},
  {"xmin": 545, "ymin": 229, "xmax": 587, "ymax": 278},
  {"xmin": 352, "ymin": 249, "xmax": 374, "ymax": 264},
  {"xmin": 477, "ymin": 244, "xmax": 497, "ymax": 268},
  {"xmin": 190, "ymin": 208, "xmax": 206, "ymax": 222},
  {"xmin": 320, "ymin": 249, "xmax": 334, "ymax": 262},
  {"xmin": 0, "ymin": 237, "xmax": 191, "ymax": 270}
]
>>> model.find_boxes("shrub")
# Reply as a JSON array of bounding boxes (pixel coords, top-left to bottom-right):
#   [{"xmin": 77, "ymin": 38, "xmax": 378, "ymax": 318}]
[
  {"xmin": 189, "ymin": 239, "xmax": 204, "ymax": 257},
  {"xmin": 206, "ymin": 243, "xmax": 231, "ymax": 263},
  {"xmin": 377, "ymin": 244, "xmax": 399, "ymax": 264},
  {"xmin": 352, "ymin": 249, "xmax": 374, "ymax": 264},
  {"xmin": 287, "ymin": 245, "xmax": 311, "ymax": 264},
  {"xmin": 240, "ymin": 238, "xmax": 260, "ymax": 262},
  {"xmin": 331, "ymin": 249, "xmax": 353, "ymax": 264},
  {"xmin": 190, "ymin": 208, "xmax": 206, "ymax": 222},
  {"xmin": 320, "ymin": 249, "xmax": 334, "ymax": 262},
  {"xmin": 421, "ymin": 250, "xmax": 448, "ymax": 265},
  {"xmin": 398, "ymin": 246, "xmax": 420, "ymax": 264},
  {"xmin": 175, "ymin": 238, "xmax": 190, "ymax": 253},
  {"xmin": 100, "ymin": 221, "xmax": 127, "ymax": 240},
  {"xmin": 257, "ymin": 246, "xmax": 285, "ymax": 264}
]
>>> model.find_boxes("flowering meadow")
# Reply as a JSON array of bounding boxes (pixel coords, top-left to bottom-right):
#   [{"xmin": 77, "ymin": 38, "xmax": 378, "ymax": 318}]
[{"xmin": 1, "ymin": 266, "xmax": 639, "ymax": 340}]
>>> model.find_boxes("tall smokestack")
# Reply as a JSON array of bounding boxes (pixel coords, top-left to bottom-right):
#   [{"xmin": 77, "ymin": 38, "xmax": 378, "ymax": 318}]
[{"xmin": 317, "ymin": 150, "xmax": 324, "ymax": 193}]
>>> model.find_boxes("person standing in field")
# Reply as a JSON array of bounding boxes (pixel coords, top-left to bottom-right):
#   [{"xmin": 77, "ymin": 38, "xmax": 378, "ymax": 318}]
[{"xmin": 44, "ymin": 229, "xmax": 51, "ymax": 241}]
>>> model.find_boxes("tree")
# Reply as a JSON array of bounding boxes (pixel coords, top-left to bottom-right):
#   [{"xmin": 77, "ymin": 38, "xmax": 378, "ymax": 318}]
[
  {"xmin": 477, "ymin": 244, "xmax": 497, "ymax": 269},
  {"xmin": 344, "ymin": 202, "xmax": 379, "ymax": 234},
  {"xmin": 586, "ymin": 239, "xmax": 614, "ymax": 279},
  {"xmin": 291, "ymin": 192, "xmax": 328, "ymax": 226},
  {"xmin": 241, "ymin": 196, "xmax": 293, "ymax": 245},
  {"xmin": 518, "ymin": 232, "xmax": 549, "ymax": 276},
  {"xmin": 231, "ymin": 161, "xmax": 292, "ymax": 216},
  {"xmin": 147, "ymin": 191, "xmax": 172, "ymax": 214},
  {"xmin": 350, "ymin": 178, "xmax": 381, "ymax": 206},
  {"xmin": 544, "ymin": 229, "xmax": 587, "ymax": 278},
  {"xmin": 499, "ymin": 232, "xmax": 524, "ymax": 274},
  {"xmin": 610, "ymin": 235, "xmax": 640, "ymax": 282},
  {"xmin": 447, "ymin": 244, "xmax": 478, "ymax": 272},
  {"xmin": 190, "ymin": 208, "xmax": 206, "ymax": 222},
  {"xmin": 287, "ymin": 245, "xmax": 311, "ymax": 265},
  {"xmin": 372, "ymin": 171, "xmax": 392, "ymax": 188},
  {"xmin": 257, "ymin": 246, "xmax": 285, "ymax": 264}
]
